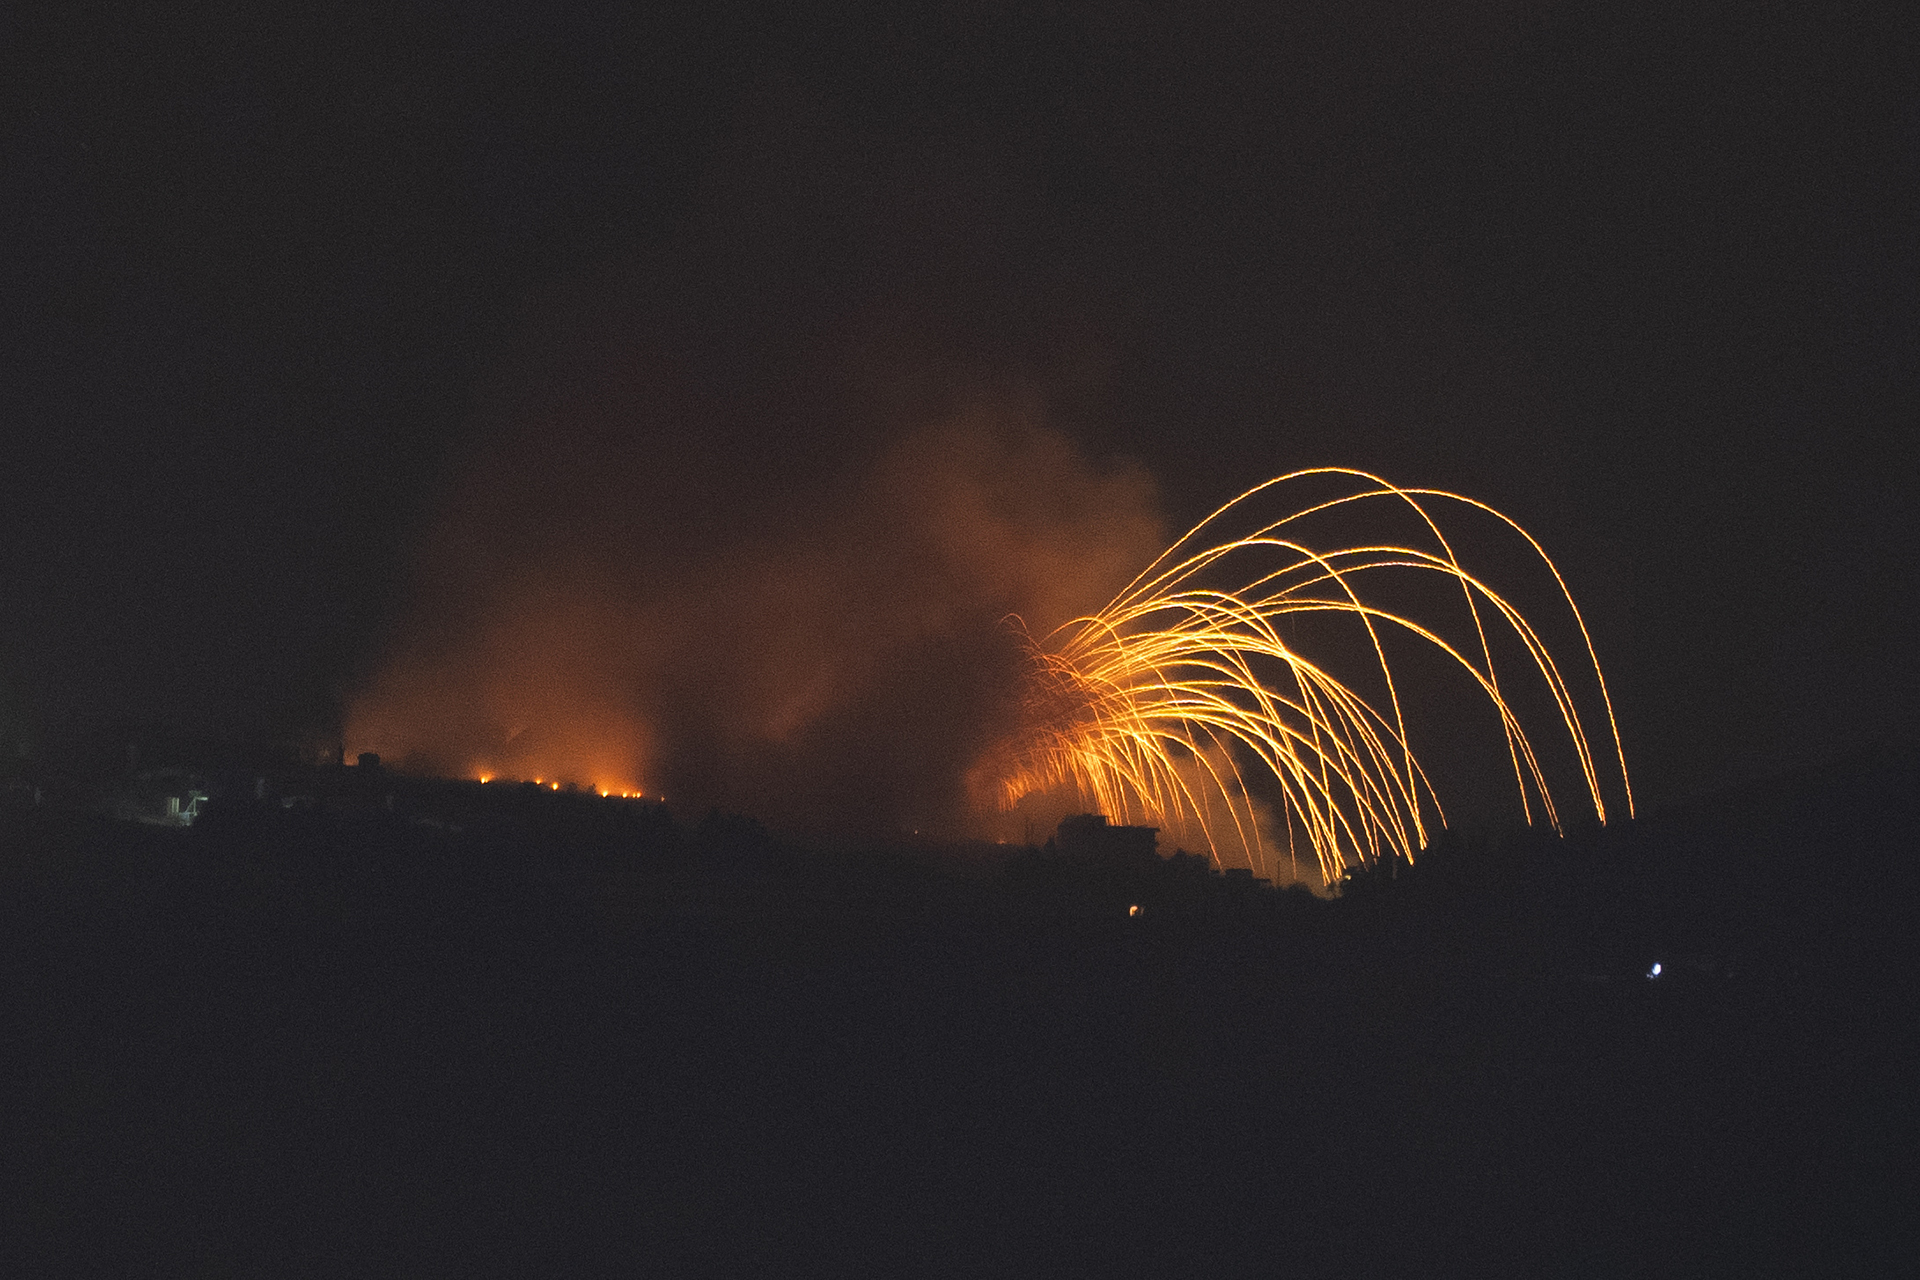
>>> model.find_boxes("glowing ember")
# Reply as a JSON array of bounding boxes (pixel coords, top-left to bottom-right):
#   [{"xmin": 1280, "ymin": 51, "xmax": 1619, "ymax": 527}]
[{"xmin": 981, "ymin": 469, "xmax": 1632, "ymax": 887}]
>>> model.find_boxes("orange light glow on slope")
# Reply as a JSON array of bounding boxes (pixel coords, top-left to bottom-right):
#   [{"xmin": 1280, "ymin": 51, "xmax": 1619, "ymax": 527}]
[
  {"xmin": 471, "ymin": 772, "xmax": 651, "ymax": 801},
  {"xmin": 345, "ymin": 580, "xmax": 655, "ymax": 812},
  {"xmin": 980, "ymin": 469, "xmax": 1632, "ymax": 889}
]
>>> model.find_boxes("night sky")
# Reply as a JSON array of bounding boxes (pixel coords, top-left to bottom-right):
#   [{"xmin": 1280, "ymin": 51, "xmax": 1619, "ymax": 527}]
[{"xmin": 3, "ymin": 2, "xmax": 1913, "ymax": 822}]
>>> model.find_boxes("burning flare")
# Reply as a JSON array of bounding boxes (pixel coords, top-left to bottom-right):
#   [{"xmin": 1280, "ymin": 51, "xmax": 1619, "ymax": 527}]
[{"xmin": 981, "ymin": 469, "xmax": 1632, "ymax": 887}]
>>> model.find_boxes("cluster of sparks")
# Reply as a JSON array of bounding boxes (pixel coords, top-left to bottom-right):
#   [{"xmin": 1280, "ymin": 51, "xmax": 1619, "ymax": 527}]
[{"xmin": 986, "ymin": 469, "xmax": 1632, "ymax": 887}]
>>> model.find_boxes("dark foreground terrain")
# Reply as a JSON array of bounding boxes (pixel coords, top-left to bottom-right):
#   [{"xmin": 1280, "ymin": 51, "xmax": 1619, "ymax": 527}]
[{"xmin": 4, "ymin": 755, "xmax": 1915, "ymax": 1277}]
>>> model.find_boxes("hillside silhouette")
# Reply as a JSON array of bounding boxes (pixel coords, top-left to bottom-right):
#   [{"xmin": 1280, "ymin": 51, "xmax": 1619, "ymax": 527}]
[{"xmin": 3, "ymin": 748, "xmax": 1913, "ymax": 1274}]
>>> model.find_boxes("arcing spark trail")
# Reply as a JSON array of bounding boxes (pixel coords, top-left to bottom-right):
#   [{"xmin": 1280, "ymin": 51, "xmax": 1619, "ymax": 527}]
[{"xmin": 982, "ymin": 469, "xmax": 1632, "ymax": 887}]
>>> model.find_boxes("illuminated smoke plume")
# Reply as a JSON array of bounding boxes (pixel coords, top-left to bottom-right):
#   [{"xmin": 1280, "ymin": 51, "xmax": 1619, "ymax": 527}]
[
  {"xmin": 347, "ymin": 391, "xmax": 1166, "ymax": 836},
  {"xmin": 348, "ymin": 102, "xmax": 1628, "ymax": 864}
]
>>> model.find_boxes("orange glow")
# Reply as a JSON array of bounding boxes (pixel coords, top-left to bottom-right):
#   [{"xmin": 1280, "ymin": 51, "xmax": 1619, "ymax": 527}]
[
  {"xmin": 345, "ymin": 412, "xmax": 1175, "ymax": 838},
  {"xmin": 981, "ymin": 469, "xmax": 1632, "ymax": 888},
  {"xmin": 345, "ymin": 575, "xmax": 653, "ymax": 809},
  {"xmin": 471, "ymin": 772, "xmax": 652, "ymax": 801}
]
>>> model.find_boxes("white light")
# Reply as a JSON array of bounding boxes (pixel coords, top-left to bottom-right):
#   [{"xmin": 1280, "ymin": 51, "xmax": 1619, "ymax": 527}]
[{"xmin": 1649, "ymin": 962, "xmax": 1663, "ymax": 979}]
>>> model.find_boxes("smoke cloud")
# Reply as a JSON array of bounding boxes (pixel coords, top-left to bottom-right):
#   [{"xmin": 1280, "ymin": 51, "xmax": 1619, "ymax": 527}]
[
  {"xmin": 345, "ymin": 87, "xmax": 1187, "ymax": 838},
  {"xmin": 347, "ymin": 377, "xmax": 1166, "ymax": 839}
]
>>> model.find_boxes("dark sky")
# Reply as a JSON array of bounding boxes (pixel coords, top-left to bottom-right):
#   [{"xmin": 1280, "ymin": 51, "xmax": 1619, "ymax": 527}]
[{"xmin": 3, "ymin": 2, "xmax": 1913, "ymax": 818}]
